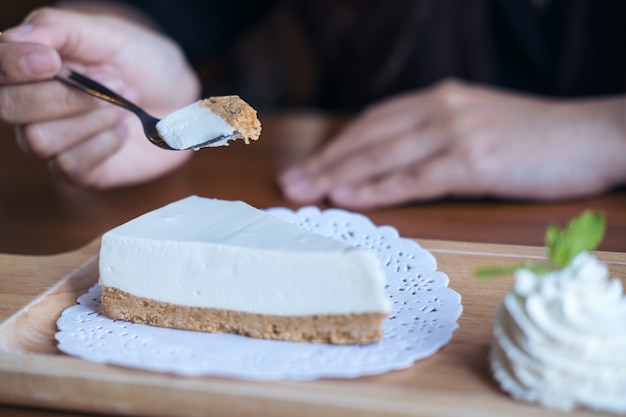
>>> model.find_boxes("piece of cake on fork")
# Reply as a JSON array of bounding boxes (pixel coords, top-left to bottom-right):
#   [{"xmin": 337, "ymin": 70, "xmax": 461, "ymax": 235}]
[{"xmin": 156, "ymin": 95, "xmax": 261, "ymax": 150}]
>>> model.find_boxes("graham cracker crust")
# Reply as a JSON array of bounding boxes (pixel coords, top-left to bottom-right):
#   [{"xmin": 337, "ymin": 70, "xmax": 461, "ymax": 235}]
[
  {"xmin": 101, "ymin": 286, "xmax": 387, "ymax": 344},
  {"xmin": 200, "ymin": 96, "xmax": 261, "ymax": 143}
]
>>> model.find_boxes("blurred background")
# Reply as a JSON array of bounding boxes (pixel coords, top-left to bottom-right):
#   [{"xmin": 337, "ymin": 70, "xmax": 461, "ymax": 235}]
[{"xmin": 1, "ymin": 1, "xmax": 54, "ymax": 28}]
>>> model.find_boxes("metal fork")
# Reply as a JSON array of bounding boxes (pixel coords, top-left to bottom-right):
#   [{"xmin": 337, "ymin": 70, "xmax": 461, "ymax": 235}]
[{"xmin": 54, "ymin": 67, "xmax": 236, "ymax": 150}]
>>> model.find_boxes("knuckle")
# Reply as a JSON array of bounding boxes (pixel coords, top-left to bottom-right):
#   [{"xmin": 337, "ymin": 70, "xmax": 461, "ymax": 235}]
[
  {"xmin": 70, "ymin": 172, "xmax": 95, "ymax": 188},
  {"xmin": 0, "ymin": 60, "xmax": 9, "ymax": 84},
  {"xmin": 432, "ymin": 78, "xmax": 471, "ymax": 107},
  {"xmin": 78, "ymin": 164, "xmax": 117, "ymax": 189},
  {"xmin": 0, "ymin": 88, "xmax": 16, "ymax": 122},
  {"xmin": 22, "ymin": 124, "xmax": 53, "ymax": 158},
  {"xmin": 24, "ymin": 6, "xmax": 60, "ymax": 25},
  {"xmin": 56, "ymin": 132, "xmax": 123, "ymax": 189},
  {"xmin": 435, "ymin": 77, "xmax": 465, "ymax": 91},
  {"xmin": 54, "ymin": 154, "xmax": 84, "ymax": 186}
]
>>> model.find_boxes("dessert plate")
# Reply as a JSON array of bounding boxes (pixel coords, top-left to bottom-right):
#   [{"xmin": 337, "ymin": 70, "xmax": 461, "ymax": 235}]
[{"xmin": 56, "ymin": 206, "xmax": 463, "ymax": 380}]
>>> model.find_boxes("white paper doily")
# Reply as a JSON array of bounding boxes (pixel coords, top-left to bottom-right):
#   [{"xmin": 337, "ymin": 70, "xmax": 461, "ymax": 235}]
[{"xmin": 56, "ymin": 206, "xmax": 462, "ymax": 380}]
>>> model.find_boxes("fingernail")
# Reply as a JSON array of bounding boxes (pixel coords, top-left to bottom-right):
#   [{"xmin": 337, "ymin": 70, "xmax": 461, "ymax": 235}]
[
  {"xmin": 1, "ymin": 24, "xmax": 34, "ymax": 38},
  {"xmin": 20, "ymin": 50, "xmax": 58, "ymax": 76},
  {"xmin": 332, "ymin": 185, "xmax": 354, "ymax": 200},
  {"xmin": 283, "ymin": 173, "xmax": 318, "ymax": 200},
  {"xmin": 280, "ymin": 166, "xmax": 307, "ymax": 183},
  {"xmin": 287, "ymin": 177, "xmax": 312, "ymax": 195}
]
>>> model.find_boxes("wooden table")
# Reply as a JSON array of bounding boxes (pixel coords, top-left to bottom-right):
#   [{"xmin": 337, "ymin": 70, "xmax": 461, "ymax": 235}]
[
  {"xmin": 1, "ymin": 113, "xmax": 625, "ymax": 417},
  {"xmin": 1, "ymin": 112, "xmax": 625, "ymax": 256}
]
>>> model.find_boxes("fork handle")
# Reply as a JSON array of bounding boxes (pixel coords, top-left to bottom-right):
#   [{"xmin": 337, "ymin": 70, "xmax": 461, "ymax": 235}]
[{"xmin": 54, "ymin": 66, "xmax": 143, "ymax": 115}]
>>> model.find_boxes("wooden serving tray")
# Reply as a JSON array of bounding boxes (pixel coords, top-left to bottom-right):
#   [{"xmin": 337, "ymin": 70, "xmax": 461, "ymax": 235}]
[{"xmin": 0, "ymin": 239, "xmax": 624, "ymax": 417}]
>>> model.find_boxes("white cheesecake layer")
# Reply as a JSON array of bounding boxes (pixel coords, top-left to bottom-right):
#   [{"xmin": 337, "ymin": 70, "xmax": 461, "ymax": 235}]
[
  {"xmin": 156, "ymin": 102, "xmax": 235, "ymax": 150},
  {"xmin": 99, "ymin": 196, "xmax": 391, "ymax": 316}
]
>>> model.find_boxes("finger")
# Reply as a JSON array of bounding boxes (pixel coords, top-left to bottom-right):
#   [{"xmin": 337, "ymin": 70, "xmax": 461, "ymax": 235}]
[
  {"xmin": 0, "ymin": 79, "xmax": 101, "ymax": 124},
  {"xmin": 2, "ymin": 8, "xmax": 136, "ymax": 62},
  {"xmin": 333, "ymin": 92, "xmax": 432, "ymax": 145},
  {"xmin": 1, "ymin": 9, "xmax": 170, "ymax": 115},
  {"xmin": 302, "ymin": 97, "xmax": 433, "ymax": 176},
  {"xmin": 278, "ymin": 108, "xmax": 430, "ymax": 203},
  {"xmin": 18, "ymin": 106, "xmax": 124, "ymax": 159},
  {"xmin": 48, "ymin": 128, "xmax": 125, "ymax": 187},
  {"xmin": 328, "ymin": 154, "xmax": 473, "ymax": 209},
  {"xmin": 314, "ymin": 80, "xmax": 473, "ymax": 171},
  {"xmin": 0, "ymin": 42, "xmax": 61, "ymax": 82},
  {"xmin": 312, "ymin": 84, "xmax": 458, "ymax": 167},
  {"xmin": 280, "ymin": 124, "xmax": 448, "ymax": 204},
  {"xmin": 317, "ymin": 126, "xmax": 447, "ymax": 189}
]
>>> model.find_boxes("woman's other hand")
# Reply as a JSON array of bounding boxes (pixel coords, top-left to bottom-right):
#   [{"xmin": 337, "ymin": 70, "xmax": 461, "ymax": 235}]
[{"xmin": 279, "ymin": 80, "xmax": 626, "ymax": 209}]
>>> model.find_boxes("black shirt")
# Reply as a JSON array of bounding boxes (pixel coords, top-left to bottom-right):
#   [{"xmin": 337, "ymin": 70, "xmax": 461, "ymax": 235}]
[{"xmin": 112, "ymin": 0, "xmax": 626, "ymax": 110}]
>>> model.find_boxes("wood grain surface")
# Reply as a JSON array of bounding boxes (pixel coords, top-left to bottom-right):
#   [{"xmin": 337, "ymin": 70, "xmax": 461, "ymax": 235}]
[{"xmin": 0, "ymin": 239, "xmax": 624, "ymax": 417}]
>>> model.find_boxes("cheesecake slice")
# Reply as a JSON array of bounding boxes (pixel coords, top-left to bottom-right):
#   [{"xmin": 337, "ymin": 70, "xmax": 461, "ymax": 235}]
[
  {"xmin": 99, "ymin": 196, "xmax": 391, "ymax": 344},
  {"xmin": 156, "ymin": 96, "xmax": 261, "ymax": 150}
]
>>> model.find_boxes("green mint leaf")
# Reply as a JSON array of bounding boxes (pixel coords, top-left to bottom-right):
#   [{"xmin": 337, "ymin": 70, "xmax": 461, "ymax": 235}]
[
  {"xmin": 475, "ymin": 210, "xmax": 605, "ymax": 281},
  {"xmin": 545, "ymin": 210, "xmax": 605, "ymax": 268}
]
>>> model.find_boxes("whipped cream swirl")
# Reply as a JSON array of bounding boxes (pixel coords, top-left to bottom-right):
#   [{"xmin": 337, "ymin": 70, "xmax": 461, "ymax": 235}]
[{"xmin": 490, "ymin": 252, "xmax": 626, "ymax": 413}]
